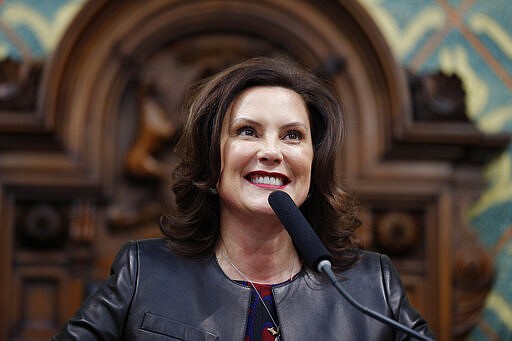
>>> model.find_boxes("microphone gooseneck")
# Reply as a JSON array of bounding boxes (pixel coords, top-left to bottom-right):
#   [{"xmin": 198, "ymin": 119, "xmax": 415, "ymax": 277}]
[{"xmin": 267, "ymin": 190, "xmax": 433, "ymax": 341}]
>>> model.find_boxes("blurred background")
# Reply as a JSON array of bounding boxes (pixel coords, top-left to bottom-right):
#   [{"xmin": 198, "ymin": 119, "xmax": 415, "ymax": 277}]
[{"xmin": 0, "ymin": 0, "xmax": 510, "ymax": 340}]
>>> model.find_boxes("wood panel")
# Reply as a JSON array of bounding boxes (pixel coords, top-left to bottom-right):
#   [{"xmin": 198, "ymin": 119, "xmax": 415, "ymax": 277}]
[{"xmin": 0, "ymin": 0, "xmax": 508, "ymax": 340}]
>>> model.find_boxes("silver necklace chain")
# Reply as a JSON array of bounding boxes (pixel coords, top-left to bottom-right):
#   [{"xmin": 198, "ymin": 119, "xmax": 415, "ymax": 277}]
[{"xmin": 220, "ymin": 250, "xmax": 296, "ymax": 341}]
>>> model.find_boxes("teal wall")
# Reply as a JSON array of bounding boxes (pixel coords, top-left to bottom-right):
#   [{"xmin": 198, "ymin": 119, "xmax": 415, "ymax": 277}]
[
  {"xmin": 0, "ymin": 0, "xmax": 84, "ymax": 60},
  {"xmin": 0, "ymin": 0, "xmax": 510, "ymax": 339},
  {"xmin": 360, "ymin": 1, "xmax": 512, "ymax": 339}
]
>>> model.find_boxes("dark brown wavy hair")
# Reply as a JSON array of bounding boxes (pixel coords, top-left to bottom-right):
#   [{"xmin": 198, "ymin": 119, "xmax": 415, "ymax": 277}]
[{"xmin": 161, "ymin": 57, "xmax": 360, "ymax": 270}]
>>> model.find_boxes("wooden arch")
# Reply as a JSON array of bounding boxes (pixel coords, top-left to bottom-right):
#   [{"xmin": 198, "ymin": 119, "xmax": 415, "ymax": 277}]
[
  {"xmin": 1, "ymin": 1, "xmax": 507, "ymax": 340},
  {"xmin": 40, "ymin": 0, "xmax": 406, "ymax": 186}
]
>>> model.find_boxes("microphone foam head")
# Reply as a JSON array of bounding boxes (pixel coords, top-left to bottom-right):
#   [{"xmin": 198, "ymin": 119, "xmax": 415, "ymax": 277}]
[{"xmin": 268, "ymin": 190, "xmax": 331, "ymax": 272}]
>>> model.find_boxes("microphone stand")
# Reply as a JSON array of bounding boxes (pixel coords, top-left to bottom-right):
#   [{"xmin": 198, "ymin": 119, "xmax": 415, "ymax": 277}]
[{"xmin": 317, "ymin": 260, "xmax": 434, "ymax": 341}]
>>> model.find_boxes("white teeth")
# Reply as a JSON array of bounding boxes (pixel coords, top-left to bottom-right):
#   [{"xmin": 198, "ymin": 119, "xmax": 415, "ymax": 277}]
[{"xmin": 251, "ymin": 176, "xmax": 283, "ymax": 186}]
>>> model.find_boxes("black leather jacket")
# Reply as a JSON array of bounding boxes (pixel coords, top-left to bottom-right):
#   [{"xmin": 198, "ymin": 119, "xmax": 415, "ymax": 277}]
[{"xmin": 54, "ymin": 238, "xmax": 435, "ymax": 340}]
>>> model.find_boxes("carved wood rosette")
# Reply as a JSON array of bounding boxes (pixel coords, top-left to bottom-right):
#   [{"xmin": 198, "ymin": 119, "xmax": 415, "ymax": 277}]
[{"xmin": 0, "ymin": 1, "xmax": 508, "ymax": 340}]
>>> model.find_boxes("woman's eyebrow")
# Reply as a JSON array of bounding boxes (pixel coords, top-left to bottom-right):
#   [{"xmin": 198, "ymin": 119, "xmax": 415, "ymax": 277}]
[
  {"xmin": 230, "ymin": 117, "xmax": 262, "ymax": 128},
  {"xmin": 231, "ymin": 118, "xmax": 308, "ymax": 129},
  {"xmin": 281, "ymin": 122, "xmax": 309, "ymax": 130}
]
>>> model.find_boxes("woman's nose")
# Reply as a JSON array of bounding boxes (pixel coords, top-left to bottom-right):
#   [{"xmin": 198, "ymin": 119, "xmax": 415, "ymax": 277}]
[{"xmin": 257, "ymin": 140, "xmax": 283, "ymax": 164}]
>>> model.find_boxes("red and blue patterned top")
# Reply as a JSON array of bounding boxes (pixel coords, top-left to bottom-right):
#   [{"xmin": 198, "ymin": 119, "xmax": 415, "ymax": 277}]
[{"xmin": 242, "ymin": 281, "xmax": 280, "ymax": 341}]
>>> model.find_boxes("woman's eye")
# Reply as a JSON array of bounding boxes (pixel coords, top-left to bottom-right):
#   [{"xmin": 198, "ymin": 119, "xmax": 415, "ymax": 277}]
[
  {"xmin": 284, "ymin": 130, "xmax": 303, "ymax": 140},
  {"xmin": 237, "ymin": 127, "xmax": 256, "ymax": 137}
]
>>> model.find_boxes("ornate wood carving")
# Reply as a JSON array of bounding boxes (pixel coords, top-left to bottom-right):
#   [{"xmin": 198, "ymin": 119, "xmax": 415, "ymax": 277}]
[
  {"xmin": 408, "ymin": 71, "xmax": 467, "ymax": 122},
  {"xmin": 374, "ymin": 210, "xmax": 422, "ymax": 256},
  {"xmin": 0, "ymin": 1, "xmax": 508, "ymax": 340}
]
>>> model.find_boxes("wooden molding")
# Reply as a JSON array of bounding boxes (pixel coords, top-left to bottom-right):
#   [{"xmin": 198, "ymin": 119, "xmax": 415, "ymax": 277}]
[{"xmin": 0, "ymin": 1, "xmax": 508, "ymax": 340}]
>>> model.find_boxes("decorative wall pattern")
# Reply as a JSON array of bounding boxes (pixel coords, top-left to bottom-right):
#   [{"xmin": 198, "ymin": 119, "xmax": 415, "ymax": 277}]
[
  {"xmin": 0, "ymin": 0, "xmax": 510, "ymax": 339},
  {"xmin": 0, "ymin": 0, "xmax": 84, "ymax": 60},
  {"xmin": 360, "ymin": 1, "xmax": 512, "ymax": 339}
]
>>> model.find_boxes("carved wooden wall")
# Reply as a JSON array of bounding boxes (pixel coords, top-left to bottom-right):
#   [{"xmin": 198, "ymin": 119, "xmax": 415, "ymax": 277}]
[{"xmin": 0, "ymin": 1, "xmax": 508, "ymax": 340}]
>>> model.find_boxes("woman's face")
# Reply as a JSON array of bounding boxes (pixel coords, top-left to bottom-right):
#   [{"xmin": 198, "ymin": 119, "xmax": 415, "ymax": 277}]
[{"xmin": 218, "ymin": 86, "xmax": 314, "ymax": 218}]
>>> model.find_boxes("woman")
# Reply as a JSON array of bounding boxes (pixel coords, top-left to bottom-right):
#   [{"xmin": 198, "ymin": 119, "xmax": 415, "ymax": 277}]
[{"xmin": 54, "ymin": 57, "xmax": 435, "ymax": 340}]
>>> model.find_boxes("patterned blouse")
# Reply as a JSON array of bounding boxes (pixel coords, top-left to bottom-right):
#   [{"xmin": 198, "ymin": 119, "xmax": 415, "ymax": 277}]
[{"xmin": 242, "ymin": 281, "xmax": 282, "ymax": 341}]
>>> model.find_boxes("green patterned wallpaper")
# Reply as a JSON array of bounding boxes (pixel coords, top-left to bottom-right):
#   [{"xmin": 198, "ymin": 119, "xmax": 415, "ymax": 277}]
[
  {"xmin": 0, "ymin": 0, "xmax": 510, "ymax": 339},
  {"xmin": 360, "ymin": 1, "xmax": 512, "ymax": 339},
  {"xmin": 0, "ymin": 0, "xmax": 84, "ymax": 60}
]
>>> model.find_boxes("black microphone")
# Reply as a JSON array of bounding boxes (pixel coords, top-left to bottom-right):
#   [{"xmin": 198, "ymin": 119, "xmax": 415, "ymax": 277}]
[
  {"xmin": 267, "ymin": 190, "xmax": 331, "ymax": 271},
  {"xmin": 268, "ymin": 190, "xmax": 433, "ymax": 341}
]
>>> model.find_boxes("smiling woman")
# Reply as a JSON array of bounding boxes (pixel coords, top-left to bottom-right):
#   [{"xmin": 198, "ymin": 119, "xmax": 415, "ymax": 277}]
[
  {"xmin": 218, "ymin": 86, "xmax": 314, "ymax": 225},
  {"xmin": 164, "ymin": 58, "xmax": 354, "ymax": 267},
  {"xmin": 53, "ymin": 57, "xmax": 435, "ymax": 340}
]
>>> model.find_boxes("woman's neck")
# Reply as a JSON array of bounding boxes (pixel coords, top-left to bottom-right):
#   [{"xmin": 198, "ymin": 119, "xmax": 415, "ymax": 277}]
[{"xmin": 216, "ymin": 216, "xmax": 301, "ymax": 284}]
